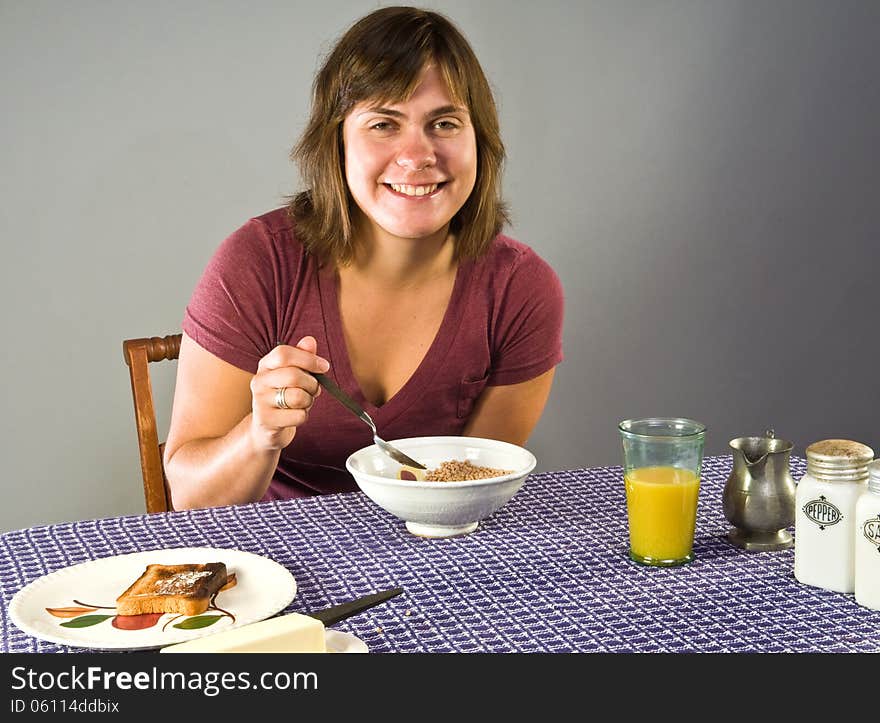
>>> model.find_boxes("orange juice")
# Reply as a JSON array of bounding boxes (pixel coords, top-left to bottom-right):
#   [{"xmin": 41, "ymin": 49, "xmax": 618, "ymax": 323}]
[{"xmin": 625, "ymin": 465, "xmax": 700, "ymax": 565}]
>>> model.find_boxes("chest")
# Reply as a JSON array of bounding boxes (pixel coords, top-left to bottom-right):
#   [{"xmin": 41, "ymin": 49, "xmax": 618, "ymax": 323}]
[{"xmin": 338, "ymin": 275, "xmax": 456, "ymax": 406}]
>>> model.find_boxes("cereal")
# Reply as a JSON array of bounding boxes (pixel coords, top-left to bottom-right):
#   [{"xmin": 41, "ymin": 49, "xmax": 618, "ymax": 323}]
[{"xmin": 424, "ymin": 459, "xmax": 512, "ymax": 482}]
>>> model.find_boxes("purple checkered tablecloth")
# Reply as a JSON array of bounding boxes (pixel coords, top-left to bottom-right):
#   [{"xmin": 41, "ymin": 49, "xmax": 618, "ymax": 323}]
[{"xmin": 2, "ymin": 454, "xmax": 878, "ymax": 653}]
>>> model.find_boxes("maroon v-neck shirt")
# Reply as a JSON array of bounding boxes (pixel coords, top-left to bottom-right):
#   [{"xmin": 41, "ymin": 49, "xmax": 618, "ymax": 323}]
[{"xmin": 183, "ymin": 208, "xmax": 564, "ymax": 500}]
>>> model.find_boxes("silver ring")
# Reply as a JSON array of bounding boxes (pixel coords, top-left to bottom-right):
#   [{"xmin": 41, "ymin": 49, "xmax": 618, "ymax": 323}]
[{"xmin": 274, "ymin": 387, "xmax": 291, "ymax": 410}]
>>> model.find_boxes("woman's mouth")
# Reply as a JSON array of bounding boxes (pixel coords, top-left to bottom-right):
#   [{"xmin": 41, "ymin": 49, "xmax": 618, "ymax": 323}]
[{"xmin": 385, "ymin": 182, "xmax": 445, "ymax": 198}]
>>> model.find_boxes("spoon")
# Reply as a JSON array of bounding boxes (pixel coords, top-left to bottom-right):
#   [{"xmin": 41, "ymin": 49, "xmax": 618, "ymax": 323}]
[{"xmin": 313, "ymin": 372, "xmax": 427, "ymax": 470}]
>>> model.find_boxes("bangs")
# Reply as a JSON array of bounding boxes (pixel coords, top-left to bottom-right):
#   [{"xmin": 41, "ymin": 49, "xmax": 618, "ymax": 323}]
[{"xmin": 338, "ymin": 38, "xmax": 468, "ymax": 115}]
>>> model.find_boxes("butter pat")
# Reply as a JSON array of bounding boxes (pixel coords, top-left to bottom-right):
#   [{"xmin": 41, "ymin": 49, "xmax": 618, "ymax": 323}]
[
  {"xmin": 160, "ymin": 613, "xmax": 326, "ymax": 653},
  {"xmin": 397, "ymin": 464, "xmax": 427, "ymax": 481}
]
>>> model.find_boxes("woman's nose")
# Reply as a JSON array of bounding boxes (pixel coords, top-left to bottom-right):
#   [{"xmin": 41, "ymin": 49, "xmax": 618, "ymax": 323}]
[{"xmin": 395, "ymin": 129, "xmax": 436, "ymax": 171}]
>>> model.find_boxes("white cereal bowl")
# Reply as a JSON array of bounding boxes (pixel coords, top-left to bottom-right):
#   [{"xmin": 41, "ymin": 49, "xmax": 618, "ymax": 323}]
[{"xmin": 345, "ymin": 436, "xmax": 537, "ymax": 538}]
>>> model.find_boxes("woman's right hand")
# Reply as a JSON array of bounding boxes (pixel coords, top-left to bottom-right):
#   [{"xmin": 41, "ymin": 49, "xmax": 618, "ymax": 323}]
[{"xmin": 249, "ymin": 336, "xmax": 330, "ymax": 452}]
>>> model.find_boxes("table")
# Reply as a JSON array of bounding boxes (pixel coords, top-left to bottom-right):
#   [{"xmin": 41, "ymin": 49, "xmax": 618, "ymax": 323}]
[{"xmin": 3, "ymin": 455, "xmax": 879, "ymax": 653}]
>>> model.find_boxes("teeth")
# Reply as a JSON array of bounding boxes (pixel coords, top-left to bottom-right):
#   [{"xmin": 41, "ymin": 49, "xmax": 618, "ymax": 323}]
[{"xmin": 389, "ymin": 183, "xmax": 438, "ymax": 197}]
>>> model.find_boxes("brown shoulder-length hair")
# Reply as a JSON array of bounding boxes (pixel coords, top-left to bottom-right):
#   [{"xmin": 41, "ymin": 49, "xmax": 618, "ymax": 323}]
[{"xmin": 288, "ymin": 5, "xmax": 509, "ymax": 265}]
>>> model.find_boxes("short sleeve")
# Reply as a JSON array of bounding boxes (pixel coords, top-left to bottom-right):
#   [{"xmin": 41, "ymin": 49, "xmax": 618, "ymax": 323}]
[
  {"xmin": 488, "ymin": 247, "xmax": 565, "ymax": 386},
  {"xmin": 182, "ymin": 218, "xmax": 281, "ymax": 373}
]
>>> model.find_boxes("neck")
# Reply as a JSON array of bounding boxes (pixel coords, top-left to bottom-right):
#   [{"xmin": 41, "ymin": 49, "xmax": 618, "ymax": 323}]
[{"xmin": 341, "ymin": 217, "xmax": 457, "ymax": 290}]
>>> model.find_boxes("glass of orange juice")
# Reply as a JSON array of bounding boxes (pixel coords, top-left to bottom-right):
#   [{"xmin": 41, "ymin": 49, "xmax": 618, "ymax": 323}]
[{"xmin": 619, "ymin": 417, "xmax": 706, "ymax": 566}]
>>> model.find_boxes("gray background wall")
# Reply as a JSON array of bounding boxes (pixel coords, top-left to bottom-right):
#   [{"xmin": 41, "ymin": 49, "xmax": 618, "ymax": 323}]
[{"xmin": 2, "ymin": 0, "xmax": 878, "ymax": 534}]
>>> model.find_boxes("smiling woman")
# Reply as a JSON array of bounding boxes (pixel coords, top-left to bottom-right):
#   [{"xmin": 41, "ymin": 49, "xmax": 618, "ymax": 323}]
[{"xmin": 162, "ymin": 6, "xmax": 565, "ymax": 511}]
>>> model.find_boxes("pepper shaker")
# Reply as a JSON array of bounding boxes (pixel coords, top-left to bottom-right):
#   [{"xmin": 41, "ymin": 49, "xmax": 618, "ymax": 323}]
[{"xmin": 794, "ymin": 439, "xmax": 874, "ymax": 593}]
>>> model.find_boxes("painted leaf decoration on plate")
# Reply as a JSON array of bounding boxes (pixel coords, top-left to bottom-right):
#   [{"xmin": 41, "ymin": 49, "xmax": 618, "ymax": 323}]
[
  {"xmin": 60, "ymin": 614, "xmax": 115, "ymax": 628},
  {"xmin": 46, "ymin": 606, "xmax": 97, "ymax": 618},
  {"xmin": 173, "ymin": 615, "xmax": 224, "ymax": 630},
  {"xmin": 112, "ymin": 613, "xmax": 163, "ymax": 630}
]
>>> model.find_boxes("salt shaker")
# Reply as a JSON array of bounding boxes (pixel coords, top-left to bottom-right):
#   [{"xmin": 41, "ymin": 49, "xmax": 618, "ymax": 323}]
[
  {"xmin": 855, "ymin": 460, "xmax": 880, "ymax": 610},
  {"xmin": 794, "ymin": 439, "xmax": 874, "ymax": 593}
]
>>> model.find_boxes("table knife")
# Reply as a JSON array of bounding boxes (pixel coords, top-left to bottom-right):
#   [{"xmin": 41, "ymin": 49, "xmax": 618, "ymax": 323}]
[{"xmin": 307, "ymin": 587, "xmax": 404, "ymax": 627}]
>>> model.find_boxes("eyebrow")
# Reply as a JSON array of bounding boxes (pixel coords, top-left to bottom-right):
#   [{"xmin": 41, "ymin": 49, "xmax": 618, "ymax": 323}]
[{"xmin": 358, "ymin": 104, "xmax": 468, "ymax": 119}]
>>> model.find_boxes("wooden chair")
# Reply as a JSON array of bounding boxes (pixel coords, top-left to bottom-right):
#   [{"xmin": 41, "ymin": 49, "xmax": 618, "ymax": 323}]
[{"xmin": 122, "ymin": 333, "xmax": 182, "ymax": 513}]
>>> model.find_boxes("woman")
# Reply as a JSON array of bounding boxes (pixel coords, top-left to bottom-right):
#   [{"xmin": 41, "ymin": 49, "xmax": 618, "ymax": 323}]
[{"xmin": 163, "ymin": 6, "xmax": 564, "ymax": 510}]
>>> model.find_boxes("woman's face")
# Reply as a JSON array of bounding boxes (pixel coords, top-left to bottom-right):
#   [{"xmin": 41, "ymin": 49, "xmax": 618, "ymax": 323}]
[{"xmin": 342, "ymin": 64, "xmax": 477, "ymax": 245}]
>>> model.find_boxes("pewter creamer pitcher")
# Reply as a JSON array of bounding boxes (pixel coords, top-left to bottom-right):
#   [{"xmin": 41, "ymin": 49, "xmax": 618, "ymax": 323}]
[{"xmin": 722, "ymin": 429, "xmax": 796, "ymax": 551}]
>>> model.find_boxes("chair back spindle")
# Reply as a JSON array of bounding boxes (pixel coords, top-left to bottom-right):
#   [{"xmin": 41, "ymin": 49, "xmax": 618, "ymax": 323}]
[{"xmin": 122, "ymin": 333, "xmax": 182, "ymax": 513}]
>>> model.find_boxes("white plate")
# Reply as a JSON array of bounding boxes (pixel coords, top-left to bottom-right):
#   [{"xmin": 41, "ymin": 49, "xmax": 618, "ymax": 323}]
[
  {"xmin": 8, "ymin": 547, "xmax": 296, "ymax": 651},
  {"xmin": 326, "ymin": 630, "xmax": 368, "ymax": 654}
]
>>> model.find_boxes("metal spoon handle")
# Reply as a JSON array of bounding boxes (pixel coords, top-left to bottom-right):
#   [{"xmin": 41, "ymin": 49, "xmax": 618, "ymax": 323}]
[
  {"xmin": 313, "ymin": 372, "xmax": 376, "ymax": 432},
  {"xmin": 313, "ymin": 373, "xmax": 427, "ymax": 470}
]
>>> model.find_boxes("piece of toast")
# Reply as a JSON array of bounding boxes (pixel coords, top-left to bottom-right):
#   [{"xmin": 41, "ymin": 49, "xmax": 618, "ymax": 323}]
[{"xmin": 116, "ymin": 562, "xmax": 227, "ymax": 617}]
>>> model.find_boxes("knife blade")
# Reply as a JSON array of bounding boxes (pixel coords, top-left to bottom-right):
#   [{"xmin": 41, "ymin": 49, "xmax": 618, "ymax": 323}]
[{"xmin": 307, "ymin": 587, "xmax": 404, "ymax": 627}]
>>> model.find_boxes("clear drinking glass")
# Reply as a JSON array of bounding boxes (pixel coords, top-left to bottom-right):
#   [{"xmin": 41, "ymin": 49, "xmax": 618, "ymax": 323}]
[{"xmin": 618, "ymin": 417, "xmax": 707, "ymax": 566}]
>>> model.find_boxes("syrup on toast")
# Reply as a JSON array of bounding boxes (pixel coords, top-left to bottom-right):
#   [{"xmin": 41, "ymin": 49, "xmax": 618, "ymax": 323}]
[{"xmin": 116, "ymin": 562, "xmax": 227, "ymax": 617}]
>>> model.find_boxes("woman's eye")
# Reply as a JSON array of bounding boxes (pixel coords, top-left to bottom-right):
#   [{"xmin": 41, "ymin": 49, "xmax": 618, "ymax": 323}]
[
  {"xmin": 369, "ymin": 121, "xmax": 396, "ymax": 131},
  {"xmin": 433, "ymin": 120, "xmax": 460, "ymax": 131}
]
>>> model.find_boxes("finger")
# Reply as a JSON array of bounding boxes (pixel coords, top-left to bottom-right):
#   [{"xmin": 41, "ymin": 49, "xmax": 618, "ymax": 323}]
[
  {"xmin": 295, "ymin": 338, "xmax": 325, "ymax": 399},
  {"xmin": 253, "ymin": 385, "xmax": 312, "ymax": 430},
  {"xmin": 270, "ymin": 384, "xmax": 313, "ymax": 411},
  {"xmin": 295, "ymin": 335, "xmax": 317, "ymax": 354},
  {"xmin": 261, "ymin": 405, "xmax": 310, "ymax": 430},
  {"xmin": 259, "ymin": 340, "xmax": 330, "ymax": 374},
  {"xmin": 291, "ymin": 337, "xmax": 326, "ymax": 388},
  {"xmin": 255, "ymin": 366, "xmax": 321, "ymax": 397}
]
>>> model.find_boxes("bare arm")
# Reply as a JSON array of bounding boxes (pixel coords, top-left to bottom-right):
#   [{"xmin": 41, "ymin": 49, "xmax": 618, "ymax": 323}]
[
  {"xmin": 462, "ymin": 367, "xmax": 557, "ymax": 446},
  {"xmin": 163, "ymin": 332, "xmax": 329, "ymax": 510}
]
